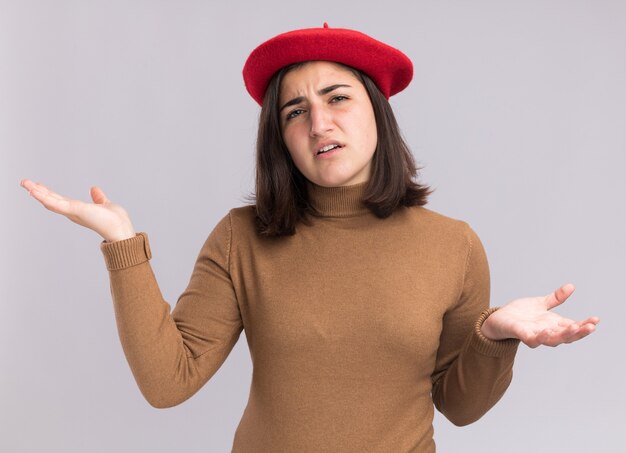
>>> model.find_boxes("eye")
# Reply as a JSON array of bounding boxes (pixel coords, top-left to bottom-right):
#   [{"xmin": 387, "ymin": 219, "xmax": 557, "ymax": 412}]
[
  {"xmin": 330, "ymin": 95, "xmax": 349, "ymax": 103},
  {"xmin": 286, "ymin": 108, "xmax": 305, "ymax": 121}
]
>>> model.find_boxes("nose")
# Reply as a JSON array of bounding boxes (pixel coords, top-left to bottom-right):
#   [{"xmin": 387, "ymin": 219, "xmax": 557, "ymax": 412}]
[{"xmin": 309, "ymin": 103, "xmax": 333, "ymax": 138}]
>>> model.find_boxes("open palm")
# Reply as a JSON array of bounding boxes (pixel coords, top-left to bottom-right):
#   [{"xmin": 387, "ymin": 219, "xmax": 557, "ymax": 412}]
[
  {"xmin": 481, "ymin": 284, "xmax": 599, "ymax": 348},
  {"xmin": 20, "ymin": 179, "xmax": 135, "ymax": 243}
]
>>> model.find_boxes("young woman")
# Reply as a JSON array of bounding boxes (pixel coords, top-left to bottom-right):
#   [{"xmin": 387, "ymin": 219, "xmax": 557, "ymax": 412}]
[{"xmin": 20, "ymin": 24, "xmax": 599, "ymax": 452}]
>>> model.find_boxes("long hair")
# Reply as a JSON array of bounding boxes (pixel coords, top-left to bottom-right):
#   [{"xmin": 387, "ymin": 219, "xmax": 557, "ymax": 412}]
[{"xmin": 254, "ymin": 62, "xmax": 431, "ymax": 237}]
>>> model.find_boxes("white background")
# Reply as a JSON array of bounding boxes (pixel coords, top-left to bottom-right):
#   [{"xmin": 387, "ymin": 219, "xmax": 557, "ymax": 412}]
[{"xmin": 2, "ymin": 0, "xmax": 625, "ymax": 451}]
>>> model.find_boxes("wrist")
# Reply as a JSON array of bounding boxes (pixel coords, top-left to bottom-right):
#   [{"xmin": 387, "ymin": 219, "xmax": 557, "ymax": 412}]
[
  {"xmin": 480, "ymin": 315, "xmax": 499, "ymax": 341},
  {"xmin": 104, "ymin": 231, "xmax": 136, "ymax": 243},
  {"xmin": 480, "ymin": 308, "xmax": 519, "ymax": 341},
  {"xmin": 472, "ymin": 307, "xmax": 521, "ymax": 355},
  {"xmin": 478, "ymin": 307, "xmax": 501, "ymax": 341}
]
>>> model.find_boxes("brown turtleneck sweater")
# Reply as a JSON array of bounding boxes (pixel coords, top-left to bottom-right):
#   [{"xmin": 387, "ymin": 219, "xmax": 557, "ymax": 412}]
[{"xmin": 100, "ymin": 182, "xmax": 519, "ymax": 452}]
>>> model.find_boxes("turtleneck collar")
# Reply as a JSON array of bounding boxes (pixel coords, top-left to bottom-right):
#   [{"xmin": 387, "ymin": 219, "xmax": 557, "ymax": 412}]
[{"xmin": 307, "ymin": 181, "xmax": 370, "ymax": 218}]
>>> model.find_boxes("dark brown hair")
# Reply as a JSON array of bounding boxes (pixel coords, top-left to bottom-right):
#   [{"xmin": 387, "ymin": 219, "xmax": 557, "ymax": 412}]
[{"xmin": 254, "ymin": 62, "xmax": 431, "ymax": 237}]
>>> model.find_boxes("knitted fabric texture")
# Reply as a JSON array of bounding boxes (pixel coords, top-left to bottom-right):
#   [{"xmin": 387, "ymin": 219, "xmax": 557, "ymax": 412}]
[{"xmin": 100, "ymin": 182, "xmax": 519, "ymax": 452}]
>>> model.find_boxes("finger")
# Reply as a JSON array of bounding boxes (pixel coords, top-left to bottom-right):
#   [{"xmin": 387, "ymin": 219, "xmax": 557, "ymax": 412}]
[
  {"xmin": 545, "ymin": 283, "xmax": 575, "ymax": 310},
  {"xmin": 24, "ymin": 181, "xmax": 78, "ymax": 214},
  {"xmin": 557, "ymin": 317, "xmax": 576, "ymax": 328},
  {"xmin": 90, "ymin": 186, "xmax": 110, "ymax": 204},
  {"xmin": 562, "ymin": 323, "xmax": 597, "ymax": 344},
  {"xmin": 541, "ymin": 322, "xmax": 597, "ymax": 347},
  {"xmin": 535, "ymin": 328, "xmax": 560, "ymax": 347},
  {"xmin": 531, "ymin": 328, "xmax": 566, "ymax": 347},
  {"xmin": 28, "ymin": 185, "xmax": 64, "ymax": 203},
  {"xmin": 29, "ymin": 189, "xmax": 73, "ymax": 215},
  {"xmin": 530, "ymin": 322, "xmax": 576, "ymax": 347},
  {"xmin": 21, "ymin": 179, "xmax": 43, "ymax": 194},
  {"xmin": 520, "ymin": 327, "xmax": 548, "ymax": 349},
  {"xmin": 27, "ymin": 181, "xmax": 67, "ymax": 202},
  {"xmin": 577, "ymin": 316, "xmax": 600, "ymax": 326}
]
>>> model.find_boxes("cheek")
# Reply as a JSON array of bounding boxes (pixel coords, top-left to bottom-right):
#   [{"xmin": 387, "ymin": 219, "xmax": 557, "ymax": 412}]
[
  {"xmin": 368, "ymin": 122, "xmax": 378, "ymax": 149},
  {"xmin": 284, "ymin": 126, "xmax": 311, "ymax": 158},
  {"xmin": 282, "ymin": 129, "xmax": 308, "ymax": 168},
  {"xmin": 362, "ymin": 111, "xmax": 378, "ymax": 153},
  {"xmin": 282, "ymin": 126, "xmax": 299, "ymax": 150}
]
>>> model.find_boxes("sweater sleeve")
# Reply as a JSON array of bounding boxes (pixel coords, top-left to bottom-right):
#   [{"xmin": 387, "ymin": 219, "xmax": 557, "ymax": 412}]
[
  {"xmin": 430, "ymin": 225, "xmax": 520, "ymax": 426},
  {"xmin": 100, "ymin": 213, "xmax": 243, "ymax": 408}
]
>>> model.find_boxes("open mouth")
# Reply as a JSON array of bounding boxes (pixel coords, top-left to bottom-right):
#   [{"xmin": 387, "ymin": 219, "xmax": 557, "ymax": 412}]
[{"xmin": 316, "ymin": 144, "xmax": 343, "ymax": 156}]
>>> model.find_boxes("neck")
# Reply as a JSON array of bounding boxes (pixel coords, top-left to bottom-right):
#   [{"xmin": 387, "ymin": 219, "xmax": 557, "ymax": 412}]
[{"xmin": 307, "ymin": 181, "xmax": 370, "ymax": 218}]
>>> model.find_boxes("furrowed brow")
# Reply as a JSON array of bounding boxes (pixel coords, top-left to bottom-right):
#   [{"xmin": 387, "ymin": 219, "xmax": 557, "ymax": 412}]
[
  {"xmin": 279, "ymin": 96, "xmax": 304, "ymax": 113},
  {"xmin": 279, "ymin": 84, "xmax": 352, "ymax": 113},
  {"xmin": 318, "ymin": 84, "xmax": 352, "ymax": 95}
]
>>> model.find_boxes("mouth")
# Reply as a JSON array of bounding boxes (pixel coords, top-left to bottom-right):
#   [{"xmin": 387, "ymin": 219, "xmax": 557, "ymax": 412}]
[{"xmin": 316, "ymin": 143, "xmax": 343, "ymax": 156}]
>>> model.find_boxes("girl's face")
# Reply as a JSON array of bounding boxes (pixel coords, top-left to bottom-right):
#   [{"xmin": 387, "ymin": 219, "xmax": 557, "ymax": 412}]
[{"xmin": 278, "ymin": 61, "xmax": 378, "ymax": 188}]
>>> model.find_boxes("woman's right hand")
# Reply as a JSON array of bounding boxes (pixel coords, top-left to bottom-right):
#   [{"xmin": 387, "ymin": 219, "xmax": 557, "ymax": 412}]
[{"xmin": 20, "ymin": 179, "xmax": 136, "ymax": 243}]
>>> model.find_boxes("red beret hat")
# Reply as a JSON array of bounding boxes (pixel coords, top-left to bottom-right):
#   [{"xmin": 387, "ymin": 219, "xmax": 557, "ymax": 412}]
[{"xmin": 243, "ymin": 23, "xmax": 413, "ymax": 106}]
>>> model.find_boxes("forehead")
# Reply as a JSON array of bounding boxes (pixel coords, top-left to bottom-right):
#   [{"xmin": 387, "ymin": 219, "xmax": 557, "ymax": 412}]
[{"xmin": 279, "ymin": 61, "xmax": 362, "ymax": 99}]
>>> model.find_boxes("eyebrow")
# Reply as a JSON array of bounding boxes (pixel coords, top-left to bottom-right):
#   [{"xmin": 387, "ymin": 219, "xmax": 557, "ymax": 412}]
[{"xmin": 279, "ymin": 84, "xmax": 353, "ymax": 113}]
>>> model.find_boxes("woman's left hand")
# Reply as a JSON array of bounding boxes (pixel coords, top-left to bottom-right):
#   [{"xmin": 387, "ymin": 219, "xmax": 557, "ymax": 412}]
[{"xmin": 480, "ymin": 283, "xmax": 599, "ymax": 348}]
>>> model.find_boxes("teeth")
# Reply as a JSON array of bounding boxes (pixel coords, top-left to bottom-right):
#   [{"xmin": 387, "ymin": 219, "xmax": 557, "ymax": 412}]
[{"xmin": 318, "ymin": 144, "xmax": 340, "ymax": 154}]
